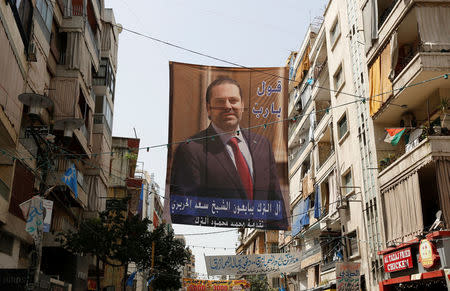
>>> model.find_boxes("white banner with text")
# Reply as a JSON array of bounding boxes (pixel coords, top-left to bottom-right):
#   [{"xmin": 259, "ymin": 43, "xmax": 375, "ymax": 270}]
[{"xmin": 205, "ymin": 252, "xmax": 301, "ymax": 276}]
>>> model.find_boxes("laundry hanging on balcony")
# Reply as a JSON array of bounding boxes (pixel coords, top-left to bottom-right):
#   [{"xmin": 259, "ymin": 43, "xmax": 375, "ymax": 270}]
[
  {"xmin": 314, "ymin": 185, "xmax": 321, "ymax": 219},
  {"xmin": 369, "ymin": 44, "xmax": 392, "ymax": 116}
]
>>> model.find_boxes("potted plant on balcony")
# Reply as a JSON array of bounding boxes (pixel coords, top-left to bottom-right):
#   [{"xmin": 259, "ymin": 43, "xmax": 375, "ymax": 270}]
[{"xmin": 439, "ymin": 97, "xmax": 450, "ymax": 130}]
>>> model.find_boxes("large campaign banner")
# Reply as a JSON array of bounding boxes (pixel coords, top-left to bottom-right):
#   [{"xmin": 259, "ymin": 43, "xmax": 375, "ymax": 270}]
[
  {"xmin": 205, "ymin": 252, "xmax": 301, "ymax": 276},
  {"xmin": 182, "ymin": 278, "xmax": 250, "ymax": 291},
  {"xmin": 165, "ymin": 62, "xmax": 289, "ymax": 229}
]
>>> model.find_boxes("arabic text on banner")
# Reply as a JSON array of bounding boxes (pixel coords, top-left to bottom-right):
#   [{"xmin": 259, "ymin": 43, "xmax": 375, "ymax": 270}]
[
  {"xmin": 336, "ymin": 262, "xmax": 360, "ymax": 291},
  {"xmin": 205, "ymin": 252, "xmax": 301, "ymax": 276},
  {"xmin": 182, "ymin": 278, "xmax": 250, "ymax": 289}
]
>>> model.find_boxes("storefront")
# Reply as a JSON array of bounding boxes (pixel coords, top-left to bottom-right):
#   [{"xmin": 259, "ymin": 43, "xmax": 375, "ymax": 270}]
[{"xmin": 379, "ymin": 231, "xmax": 450, "ymax": 291}]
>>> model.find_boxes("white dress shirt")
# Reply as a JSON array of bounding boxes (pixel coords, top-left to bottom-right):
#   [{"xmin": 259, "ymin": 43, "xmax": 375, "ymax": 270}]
[{"xmin": 211, "ymin": 123, "xmax": 254, "ymax": 179}]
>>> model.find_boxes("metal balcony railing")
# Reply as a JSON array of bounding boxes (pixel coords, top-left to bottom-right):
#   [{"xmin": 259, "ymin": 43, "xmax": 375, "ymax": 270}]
[
  {"xmin": 302, "ymin": 243, "xmax": 321, "ymax": 260},
  {"xmin": 321, "ymin": 260, "xmax": 337, "ymax": 272},
  {"xmin": 94, "ymin": 113, "xmax": 111, "ymax": 134},
  {"xmin": 63, "ymin": 0, "xmax": 83, "ymax": 17},
  {"xmin": 289, "ymin": 139, "xmax": 311, "ymax": 169}
]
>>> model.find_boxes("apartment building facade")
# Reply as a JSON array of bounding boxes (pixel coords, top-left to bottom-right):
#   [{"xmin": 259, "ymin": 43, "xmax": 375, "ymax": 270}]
[
  {"xmin": 283, "ymin": 0, "xmax": 450, "ymax": 290},
  {"xmin": 362, "ymin": 0, "xmax": 450, "ymax": 290},
  {"xmin": 0, "ymin": 0, "xmax": 119, "ymax": 290}
]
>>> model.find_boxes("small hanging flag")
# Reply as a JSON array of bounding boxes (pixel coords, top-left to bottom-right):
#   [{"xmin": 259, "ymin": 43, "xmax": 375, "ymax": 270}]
[
  {"xmin": 126, "ymin": 271, "xmax": 137, "ymax": 287},
  {"xmin": 384, "ymin": 128, "xmax": 405, "ymax": 145},
  {"xmin": 61, "ymin": 164, "xmax": 78, "ymax": 198}
]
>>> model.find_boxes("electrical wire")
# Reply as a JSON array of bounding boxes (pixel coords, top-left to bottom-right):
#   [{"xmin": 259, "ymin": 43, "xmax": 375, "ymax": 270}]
[{"xmin": 46, "ymin": 73, "xmax": 448, "ymax": 158}]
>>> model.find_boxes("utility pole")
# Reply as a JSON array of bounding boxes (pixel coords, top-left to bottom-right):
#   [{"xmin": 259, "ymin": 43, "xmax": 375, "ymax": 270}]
[{"xmin": 26, "ymin": 128, "xmax": 54, "ymax": 291}]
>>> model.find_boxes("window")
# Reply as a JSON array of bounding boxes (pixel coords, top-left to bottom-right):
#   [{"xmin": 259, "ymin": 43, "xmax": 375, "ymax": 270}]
[
  {"xmin": 337, "ymin": 113, "xmax": 348, "ymax": 141},
  {"xmin": 347, "ymin": 230, "xmax": 359, "ymax": 257},
  {"xmin": 334, "ymin": 65, "xmax": 344, "ymax": 92},
  {"xmin": 342, "ymin": 170, "xmax": 353, "ymax": 196},
  {"xmin": 19, "ymin": 241, "xmax": 31, "ymax": 259},
  {"xmin": 36, "ymin": 0, "xmax": 53, "ymax": 34},
  {"xmin": 95, "ymin": 95, "xmax": 113, "ymax": 131},
  {"xmin": 0, "ymin": 231, "xmax": 14, "ymax": 255},
  {"xmin": 9, "ymin": 0, "xmax": 33, "ymax": 48},
  {"xmin": 329, "ymin": 17, "xmax": 341, "ymax": 47},
  {"xmin": 93, "ymin": 58, "xmax": 116, "ymax": 99}
]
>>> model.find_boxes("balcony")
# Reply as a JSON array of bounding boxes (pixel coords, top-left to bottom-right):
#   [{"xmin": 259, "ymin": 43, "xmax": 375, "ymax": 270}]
[
  {"xmin": 289, "ymin": 140, "xmax": 312, "ymax": 172},
  {"xmin": 85, "ymin": 20, "xmax": 99, "ymax": 60},
  {"xmin": 378, "ymin": 136, "xmax": 450, "ymax": 244},
  {"xmin": 369, "ymin": 5, "xmax": 450, "ymax": 124},
  {"xmin": 93, "ymin": 113, "xmax": 111, "ymax": 135},
  {"xmin": 300, "ymin": 243, "xmax": 322, "ymax": 269},
  {"xmin": 43, "ymin": 214, "xmax": 77, "ymax": 247}
]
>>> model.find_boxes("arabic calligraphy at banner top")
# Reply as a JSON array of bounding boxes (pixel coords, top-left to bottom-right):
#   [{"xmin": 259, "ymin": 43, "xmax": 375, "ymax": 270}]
[
  {"xmin": 205, "ymin": 252, "xmax": 302, "ymax": 276},
  {"xmin": 252, "ymin": 81, "xmax": 282, "ymax": 119},
  {"xmin": 166, "ymin": 62, "xmax": 289, "ymax": 230}
]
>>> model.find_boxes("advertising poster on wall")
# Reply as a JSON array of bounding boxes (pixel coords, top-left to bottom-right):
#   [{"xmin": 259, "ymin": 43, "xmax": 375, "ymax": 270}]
[{"xmin": 165, "ymin": 62, "xmax": 289, "ymax": 229}]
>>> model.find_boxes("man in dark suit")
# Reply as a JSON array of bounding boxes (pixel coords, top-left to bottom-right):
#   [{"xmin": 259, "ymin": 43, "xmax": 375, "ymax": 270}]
[{"xmin": 170, "ymin": 77, "xmax": 287, "ymax": 229}]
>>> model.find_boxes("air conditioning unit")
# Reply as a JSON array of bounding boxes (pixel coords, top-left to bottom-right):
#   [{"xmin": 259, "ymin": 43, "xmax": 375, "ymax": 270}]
[{"xmin": 27, "ymin": 40, "xmax": 37, "ymax": 62}]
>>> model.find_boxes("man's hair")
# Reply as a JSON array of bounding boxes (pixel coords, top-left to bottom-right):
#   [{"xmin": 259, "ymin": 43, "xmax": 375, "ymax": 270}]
[{"xmin": 205, "ymin": 77, "xmax": 243, "ymax": 104}]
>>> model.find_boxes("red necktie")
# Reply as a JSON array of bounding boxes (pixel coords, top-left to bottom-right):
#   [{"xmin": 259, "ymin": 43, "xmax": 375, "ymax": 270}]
[{"xmin": 229, "ymin": 137, "xmax": 253, "ymax": 200}]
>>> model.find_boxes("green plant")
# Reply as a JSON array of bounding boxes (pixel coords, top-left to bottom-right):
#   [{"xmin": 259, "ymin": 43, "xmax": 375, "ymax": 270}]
[
  {"xmin": 439, "ymin": 97, "xmax": 449, "ymax": 113},
  {"xmin": 125, "ymin": 152, "xmax": 138, "ymax": 160}
]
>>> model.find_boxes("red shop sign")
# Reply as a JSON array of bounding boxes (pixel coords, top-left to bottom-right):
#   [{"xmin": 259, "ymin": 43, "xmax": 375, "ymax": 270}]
[
  {"xmin": 419, "ymin": 239, "xmax": 439, "ymax": 268},
  {"xmin": 383, "ymin": 247, "xmax": 413, "ymax": 273}
]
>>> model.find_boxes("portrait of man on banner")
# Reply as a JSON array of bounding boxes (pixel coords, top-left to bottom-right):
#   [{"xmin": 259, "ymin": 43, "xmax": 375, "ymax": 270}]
[{"xmin": 166, "ymin": 62, "xmax": 289, "ymax": 230}]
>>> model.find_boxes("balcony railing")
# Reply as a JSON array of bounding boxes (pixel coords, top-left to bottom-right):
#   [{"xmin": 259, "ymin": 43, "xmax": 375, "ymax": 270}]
[
  {"xmin": 289, "ymin": 139, "xmax": 311, "ymax": 168},
  {"xmin": 321, "ymin": 260, "xmax": 337, "ymax": 272},
  {"xmin": 302, "ymin": 243, "xmax": 321, "ymax": 260},
  {"xmin": 63, "ymin": 0, "xmax": 83, "ymax": 17},
  {"xmin": 94, "ymin": 113, "xmax": 111, "ymax": 134},
  {"xmin": 51, "ymin": 215, "xmax": 76, "ymax": 232},
  {"xmin": 393, "ymin": 42, "xmax": 423, "ymax": 80},
  {"xmin": 378, "ymin": 0, "xmax": 400, "ymax": 29}
]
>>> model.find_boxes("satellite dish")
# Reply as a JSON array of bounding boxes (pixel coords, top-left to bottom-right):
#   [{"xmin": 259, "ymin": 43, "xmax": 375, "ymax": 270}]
[
  {"xmin": 18, "ymin": 93, "xmax": 53, "ymax": 118},
  {"xmin": 54, "ymin": 118, "xmax": 84, "ymax": 138}
]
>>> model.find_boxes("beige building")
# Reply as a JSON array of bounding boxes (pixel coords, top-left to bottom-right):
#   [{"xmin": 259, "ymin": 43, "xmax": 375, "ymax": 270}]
[
  {"xmin": 363, "ymin": 0, "xmax": 450, "ymax": 290},
  {"xmin": 0, "ymin": 0, "xmax": 119, "ymax": 290},
  {"xmin": 284, "ymin": 0, "xmax": 450, "ymax": 290}
]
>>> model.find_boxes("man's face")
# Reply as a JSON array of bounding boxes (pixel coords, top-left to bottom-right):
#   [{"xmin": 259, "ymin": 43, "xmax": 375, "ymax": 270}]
[{"xmin": 207, "ymin": 83, "xmax": 244, "ymax": 132}]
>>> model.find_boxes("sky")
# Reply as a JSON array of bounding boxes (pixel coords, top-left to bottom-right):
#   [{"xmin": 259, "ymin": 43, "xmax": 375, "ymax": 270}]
[{"xmin": 106, "ymin": 0, "xmax": 328, "ymax": 278}]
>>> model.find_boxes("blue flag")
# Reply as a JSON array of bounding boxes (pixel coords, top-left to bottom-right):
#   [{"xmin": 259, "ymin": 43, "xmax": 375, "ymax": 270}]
[
  {"xmin": 138, "ymin": 184, "xmax": 144, "ymax": 216},
  {"xmin": 126, "ymin": 271, "xmax": 137, "ymax": 287},
  {"xmin": 314, "ymin": 185, "xmax": 321, "ymax": 219},
  {"xmin": 61, "ymin": 164, "xmax": 78, "ymax": 198}
]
